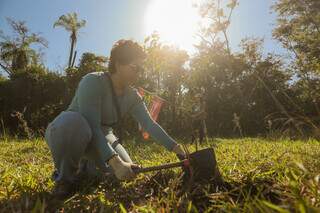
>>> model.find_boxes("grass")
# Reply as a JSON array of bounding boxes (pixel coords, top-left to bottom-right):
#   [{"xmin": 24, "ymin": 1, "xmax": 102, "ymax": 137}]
[{"xmin": 0, "ymin": 137, "xmax": 319, "ymax": 212}]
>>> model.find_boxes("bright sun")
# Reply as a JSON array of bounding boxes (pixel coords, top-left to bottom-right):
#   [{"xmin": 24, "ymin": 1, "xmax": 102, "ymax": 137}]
[{"xmin": 144, "ymin": 0, "xmax": 200, "ymax": 53}]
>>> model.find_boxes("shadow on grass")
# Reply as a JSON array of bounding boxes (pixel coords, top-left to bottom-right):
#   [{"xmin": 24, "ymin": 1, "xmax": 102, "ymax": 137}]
[
  {"xmin": 0, "ymin": 191, "xmax": 53, "ymax": 212},
  {"xmin": 190, "ymin": 178, "xmax": 283, "ymax": 211},
  {"xmin": 0, "ymin": 171, "xmax": 285, "ymax": 212}
]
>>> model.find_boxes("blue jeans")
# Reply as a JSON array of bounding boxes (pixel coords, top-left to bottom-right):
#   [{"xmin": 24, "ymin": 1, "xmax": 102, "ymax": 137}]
[{"xmin": 45, "ymin": 111, "xmax": 132, "ymax": 183}]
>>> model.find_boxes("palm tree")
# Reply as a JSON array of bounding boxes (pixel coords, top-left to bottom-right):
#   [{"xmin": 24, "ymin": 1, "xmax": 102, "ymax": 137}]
[
  {"xmin": 0, "ymin": 18, "xmax": 48, "ymax": 76},
  {"xmin": 53, "ymin": 13, "xmax": 86, "ymax": 68}
]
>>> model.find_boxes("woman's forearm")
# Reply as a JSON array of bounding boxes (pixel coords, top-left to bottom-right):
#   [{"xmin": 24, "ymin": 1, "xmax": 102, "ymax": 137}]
[{"xmin": 131, "ymin": 102, "xmax": 177, "ymax": 150}]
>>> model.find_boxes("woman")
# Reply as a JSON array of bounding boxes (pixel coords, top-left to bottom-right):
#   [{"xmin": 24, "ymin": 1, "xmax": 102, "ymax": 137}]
[{"xmin": 45, "ymin": 39, "xmax": 186, "ymax": 198}]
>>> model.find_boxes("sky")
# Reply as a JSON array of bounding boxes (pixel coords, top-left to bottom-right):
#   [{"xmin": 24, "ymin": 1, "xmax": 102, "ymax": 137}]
[{"xmin": 0, "ymin": 0, "xmax": 285, "ymax": 73}]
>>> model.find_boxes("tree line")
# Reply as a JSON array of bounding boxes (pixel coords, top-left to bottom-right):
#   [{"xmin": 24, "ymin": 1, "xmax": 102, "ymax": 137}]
[{"xmin": 0, "ymin": 0, "xmax": 319, "ymax": 140}]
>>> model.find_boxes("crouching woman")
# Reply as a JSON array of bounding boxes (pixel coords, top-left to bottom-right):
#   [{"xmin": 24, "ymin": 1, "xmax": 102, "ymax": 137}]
[{"xmin": 44, "ymin": 39, "xmax": 186, "ymax": 198}]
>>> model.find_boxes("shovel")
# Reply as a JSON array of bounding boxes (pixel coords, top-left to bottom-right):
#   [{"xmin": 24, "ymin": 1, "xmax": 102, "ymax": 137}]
[{"xmin": 133, "ymin": 148, "xmax": 223, "ymax": 184}]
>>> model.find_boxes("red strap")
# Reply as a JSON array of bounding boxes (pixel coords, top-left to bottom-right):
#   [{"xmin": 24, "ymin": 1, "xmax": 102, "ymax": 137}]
[{"xmin": 183, "ymin": 159, "xmax": 190, "ymax": 167}]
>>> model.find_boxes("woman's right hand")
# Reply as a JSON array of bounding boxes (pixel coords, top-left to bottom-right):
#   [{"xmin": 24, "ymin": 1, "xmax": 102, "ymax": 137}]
[{"xmin": 108, "ymin": 155, "xmax": 137, "ymax": 180}]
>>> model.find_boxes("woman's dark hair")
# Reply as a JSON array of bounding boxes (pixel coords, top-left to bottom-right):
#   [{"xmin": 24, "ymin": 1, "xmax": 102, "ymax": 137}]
[{"xmin": 108, "ymin": 39, "xmax": 146, "ymax": 74}]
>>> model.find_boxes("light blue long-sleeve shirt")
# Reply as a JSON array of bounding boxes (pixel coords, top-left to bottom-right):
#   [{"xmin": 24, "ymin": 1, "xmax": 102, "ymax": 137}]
[{"xmin": 67, "ymin": 72, "xmax": 177, "ymax": 162}]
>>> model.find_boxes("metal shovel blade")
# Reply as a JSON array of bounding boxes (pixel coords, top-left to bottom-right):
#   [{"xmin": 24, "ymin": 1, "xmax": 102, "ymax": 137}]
[{"xmin": 188, "ymin": 148, "xmax": 223, "ymax": 183}]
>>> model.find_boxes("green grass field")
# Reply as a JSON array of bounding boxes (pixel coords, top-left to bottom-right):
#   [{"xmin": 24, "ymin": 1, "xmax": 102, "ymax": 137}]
[{"xmin": 0, "ymin": 138, "xmax": 319, "ymax": 212}]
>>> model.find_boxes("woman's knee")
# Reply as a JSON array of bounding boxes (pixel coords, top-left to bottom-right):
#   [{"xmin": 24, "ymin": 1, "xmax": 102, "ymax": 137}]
[{"xmin": 45, "ymin": 111, "xmax": 92, "ymax": 154}]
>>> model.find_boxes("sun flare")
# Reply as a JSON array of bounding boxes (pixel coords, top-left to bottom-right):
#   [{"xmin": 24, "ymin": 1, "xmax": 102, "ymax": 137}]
[{"xmin": 144, "ymin": 0, "xmax": 201, "ymax": 52}]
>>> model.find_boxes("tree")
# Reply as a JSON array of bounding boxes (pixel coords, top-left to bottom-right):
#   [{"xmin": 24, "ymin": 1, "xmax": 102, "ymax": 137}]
[
  {"xmin": 188, "ymin": 36, "xmax": 294, "ymax": 137},
  {"xmin": 273, "ymin": 0, "xmax": 320, "ymax": 76},
  {"xmin": 238, "ymin": 39, "xmax": 295, "ymax": 136},
  {"xmin": 53, "ymin": 12, "xmax": 86, "ymax": 68},
  {"xmin": 0, "ymin": 64, "xmax": 67, "ymax": 137},
  {"xmin": 273, "ymin": 0, "xmax": 320, "ymax": 137},
  {"xmin": 0, "ymin": 18, "xmax": 48, "ymax": 77},
  {"xmin": 196, "ymin": 0, "xmax": 238, "ymax": 55},
  {"xmin": 78, "ymin": 52, "xmax": 108, "ymax": 73},
  {"xmin": 65, "ymin": 52, "xmax": 108, "ymax": 100},
  {"xmin": 141, "ymin": 33, "xmax": 189, "ymax": 134},
  {"xmin": 141, "ymin": 33, "xmax": 167, "ymax": 92}
]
